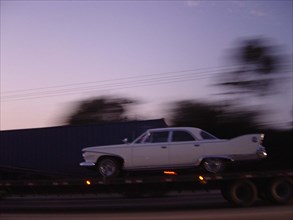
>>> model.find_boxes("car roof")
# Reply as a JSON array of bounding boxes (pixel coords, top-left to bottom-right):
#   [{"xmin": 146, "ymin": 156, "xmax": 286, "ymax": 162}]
[{"xmin": 147, "ymin": 127, "xmax": 202, "ymax": 133}]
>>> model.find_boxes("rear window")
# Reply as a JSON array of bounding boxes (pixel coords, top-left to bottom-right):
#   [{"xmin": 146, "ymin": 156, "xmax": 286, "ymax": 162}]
[
  {"xmin": 200, "ymin": 131, "xmax": 217, "ymax": 140},
  {"xmin": 172, "ymin": 131, "xmax": 195, "ymax": 142}
]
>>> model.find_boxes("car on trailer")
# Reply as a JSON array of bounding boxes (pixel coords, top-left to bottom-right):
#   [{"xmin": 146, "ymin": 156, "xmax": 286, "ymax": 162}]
[{"xmin": 80, "ymin": 127, "xmax": 267, "ymax": 177}]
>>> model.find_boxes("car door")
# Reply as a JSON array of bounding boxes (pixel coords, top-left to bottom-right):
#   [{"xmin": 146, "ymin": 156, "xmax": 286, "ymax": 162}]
[
  {"xmin": 168, "ymin": 130, "xmax": 203, "ymax": 167},
  {"xmin": 131, "ymin": 131, "xmax": 170, "ymax": 168}
]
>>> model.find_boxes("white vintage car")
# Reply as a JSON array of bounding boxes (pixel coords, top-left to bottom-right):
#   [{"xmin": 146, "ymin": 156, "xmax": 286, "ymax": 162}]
[{"xmin": 80, "ymin": 127, "xmax": 267, "ymax": 177}]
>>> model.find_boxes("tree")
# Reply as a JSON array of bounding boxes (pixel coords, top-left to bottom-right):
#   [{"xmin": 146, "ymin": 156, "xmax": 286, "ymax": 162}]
[
  {"xmin": 214, "ymin": 37, "xmax": 292, "ymax": 129},
  {"xmin": 218, "ymin": 38, "xmax": 282, "ymax": 96},
  {"xmin": 169, "ymin": 100, "xmax": 261, "ymax": 138},
  {"xmin": 170, "ymin": 101, "xmax": 223, "ymax": 129},
  {"xmin": 65, "ymin": 96, "xmax": 136, "ymax": 125}
]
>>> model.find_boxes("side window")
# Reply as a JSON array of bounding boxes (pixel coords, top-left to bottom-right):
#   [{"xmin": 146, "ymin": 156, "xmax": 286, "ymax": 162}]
[
  {"xmin": 172, "ymin": 131, "xmax": 195, "ymax": 142},
  {"xmin": 144, "ymin": 131, "xmax": 169, "ymax": 143}
]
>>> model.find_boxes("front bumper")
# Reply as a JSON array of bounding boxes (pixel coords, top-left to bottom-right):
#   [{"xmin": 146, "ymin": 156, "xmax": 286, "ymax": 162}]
[{"xmin": 80, "ymin": 161, "xmax": 96, "ymax": 167}]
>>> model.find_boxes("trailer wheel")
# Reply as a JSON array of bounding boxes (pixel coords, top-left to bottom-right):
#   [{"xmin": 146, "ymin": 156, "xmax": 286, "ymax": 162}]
[
  {"xmin": 0, "ymin": 190, "xmax": 8, "ymax": 199},
  {"xmin": 97, "ymin": 157, "xmax": 121, "ymax": 178},
  {"xmin": 202, "ymin": 158, "xmax": 226, "ymax": 173},
  {"xmin": 220, "ymin": 185, "xmax": 230, "ymax": 201},
  {"xmin": 225, "ymin": 180, "xmax": 257, "ymax": 207},
  {"xmin": 267, "ymin": 178, "xmax": 293, "ymax": 204}
]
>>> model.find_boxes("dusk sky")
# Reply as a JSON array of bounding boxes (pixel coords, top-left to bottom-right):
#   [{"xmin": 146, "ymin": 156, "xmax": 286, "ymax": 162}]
[{"xmin": 1, "ymin": 0, "xmax": 292, "ymax": 130}]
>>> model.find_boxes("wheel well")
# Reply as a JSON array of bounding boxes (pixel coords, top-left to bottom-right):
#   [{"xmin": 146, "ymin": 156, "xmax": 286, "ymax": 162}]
[
  {"xmin": 97, "ymin": 155, "xmax": 124, "ymax": 167},
  {"xmin": 200, "ymin": 157, "xmax": 232, "ymax": 164},
  {"xmin": 200, "ymin": 157, "xmax": 231, "ymax": 173}
]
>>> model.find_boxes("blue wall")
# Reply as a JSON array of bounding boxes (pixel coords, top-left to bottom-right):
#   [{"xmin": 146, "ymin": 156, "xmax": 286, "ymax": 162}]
[{"xmin": 0, "ymin": 119, "xmax": 167, "ymax": 178}]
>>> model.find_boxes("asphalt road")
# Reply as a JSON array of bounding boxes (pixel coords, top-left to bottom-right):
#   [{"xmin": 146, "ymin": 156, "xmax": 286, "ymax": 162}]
[{"xmin": 1, "ymin": 192, "xmax": 292, "ymax": 220}]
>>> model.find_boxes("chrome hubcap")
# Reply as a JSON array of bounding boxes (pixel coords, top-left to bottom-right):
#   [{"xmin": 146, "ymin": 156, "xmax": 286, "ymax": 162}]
[
  {"xmin": 204, "ymin": 159, "xmax": 223, "ymax": 173},
  {"xmin": 99, "ymin": 160, "xmax": 116, "ymax": 177}
]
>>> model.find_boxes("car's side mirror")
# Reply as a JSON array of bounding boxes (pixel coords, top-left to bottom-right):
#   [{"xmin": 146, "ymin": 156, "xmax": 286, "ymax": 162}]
[{"xmin": 122, "ymin": 138, "xmax": 129, "ymax": 144}]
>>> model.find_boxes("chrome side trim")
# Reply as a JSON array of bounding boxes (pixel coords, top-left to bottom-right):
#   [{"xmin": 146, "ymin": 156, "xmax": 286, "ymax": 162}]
[{"xmin": 83, "ymin": 150, "xmax": 122, "ymax": 158}]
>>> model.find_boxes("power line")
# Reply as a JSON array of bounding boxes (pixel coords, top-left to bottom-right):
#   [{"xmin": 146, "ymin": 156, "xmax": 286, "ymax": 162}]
[
  {"xmin": 2, "ymin": 65, "xmax": 238, "ymax": 94},
  {"xmin": 1, "ymin": 66, "xmax": 239, "ymax": 102},
  {"xmin": 2, "ymin": 68, "xmax": 199, "ymax": 94},
  {"xmin": 0, "ymin": 65, "xmax": 241, "ymax": 102},
  {"xmin": 2, "ymin": 73, "xmax": 217, "ymax": 102}
]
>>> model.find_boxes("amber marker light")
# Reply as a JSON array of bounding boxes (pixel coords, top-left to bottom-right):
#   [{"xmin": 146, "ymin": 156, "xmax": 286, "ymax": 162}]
[
  {"xmin": 85, "ymin": 180, "xmax": 91, "ymax": 185},
  {"xmin": 164, "ymin": 171, "xmax": 178, "ymax": 175},
  {"xmin": 198, "ymin": 175, "xmax": 207, "ymax": 184}
]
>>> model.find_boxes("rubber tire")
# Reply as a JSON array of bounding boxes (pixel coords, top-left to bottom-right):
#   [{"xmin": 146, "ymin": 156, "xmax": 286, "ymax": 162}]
[
  {"xmin": 97, "ymin": 158, "xmax": 120, "ymax": 178},
  {"xmin": 267, "ymin": 178, "xmax": 293, "ymax": 204},
  {"xmin": 225, "ymin": 180, "xmax": 258, "ymax": 207},
  {"xmin": 202, "ymin": 158, "xmax": 226, "ymax": 173},
  {"xmin": 221, "ymin": 186, "xmax": 230, "ymax": 201}
]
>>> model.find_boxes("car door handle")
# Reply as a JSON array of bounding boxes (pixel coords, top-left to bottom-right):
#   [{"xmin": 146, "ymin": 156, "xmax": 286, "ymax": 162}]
[
  {"xmin": 161, "ymin": 146, "xmax": 167, "ymax": 149},
  {"xmin": 194, "ymin": 144, "xmax": 200, "ymax": 147}
]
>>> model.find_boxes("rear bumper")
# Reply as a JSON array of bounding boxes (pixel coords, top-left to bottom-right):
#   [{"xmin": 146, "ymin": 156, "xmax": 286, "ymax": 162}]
[
  {"xmin": 80, "ymin": 162, "xmax": 96, "ymax": 167},
  {"xmin": 257, "ymin": 149, "xmax": 267, "ymax": 159}
]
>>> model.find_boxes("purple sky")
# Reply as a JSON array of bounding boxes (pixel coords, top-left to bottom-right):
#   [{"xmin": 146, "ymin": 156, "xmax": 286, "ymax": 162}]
[{"xmin": 1, "ymin": 1, "xmax": 292, "ymax": 130}]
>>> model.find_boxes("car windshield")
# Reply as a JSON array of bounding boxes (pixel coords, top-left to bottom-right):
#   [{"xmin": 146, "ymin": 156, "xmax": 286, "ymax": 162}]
[
  {"xmin": 132, "ymin": 132, "xmax": 150, "ymax": 144},
  {"xmin": 200, "ymin": 130, "xmax": 218, "ymax": 140}
]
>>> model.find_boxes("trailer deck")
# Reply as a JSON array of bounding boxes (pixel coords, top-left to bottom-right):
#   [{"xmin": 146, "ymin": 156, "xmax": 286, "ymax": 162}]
[{"xmin": 1, "ymin": 169, "xmax": 292, "ymax": 207}]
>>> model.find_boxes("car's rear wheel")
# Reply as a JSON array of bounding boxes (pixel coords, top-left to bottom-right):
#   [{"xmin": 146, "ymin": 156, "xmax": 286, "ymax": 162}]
[
  {"xmin": 202, "ymin": 158, "xmax": 226, "ymax": 173},
  {"xmin": 97, "ymin": 157, "xmax": 121, "ymax": 178}
]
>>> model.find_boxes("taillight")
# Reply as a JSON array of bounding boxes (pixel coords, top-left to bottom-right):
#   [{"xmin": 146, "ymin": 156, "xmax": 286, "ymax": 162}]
[{"xmin": 260, "ymin": 134, "xmax": 265, "ymax": 144}]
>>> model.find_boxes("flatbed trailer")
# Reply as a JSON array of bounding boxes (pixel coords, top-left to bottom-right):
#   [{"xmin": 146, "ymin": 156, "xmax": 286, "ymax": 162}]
[{"xmin": 1, "ymin": 169, "xmax": 292, "ymax": 207}]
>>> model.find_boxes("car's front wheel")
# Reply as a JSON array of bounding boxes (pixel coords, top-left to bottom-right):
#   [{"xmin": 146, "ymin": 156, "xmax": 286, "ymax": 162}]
[
  {"xmin": 97, "ymin": 157, "xmax": 121, "ymax": 178},
  {"xmin": 202, "ymin": 158, "xmax": 226, "ymax": 173}
]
